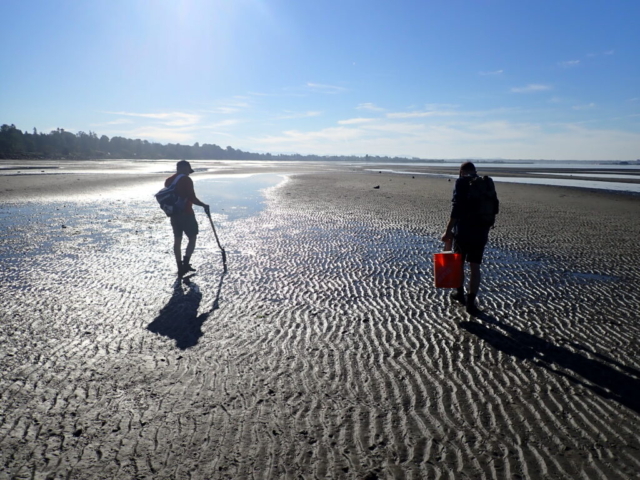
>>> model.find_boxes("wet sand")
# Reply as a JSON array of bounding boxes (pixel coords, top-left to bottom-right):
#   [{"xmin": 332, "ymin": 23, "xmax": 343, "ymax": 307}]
[{"xmin": 1, "ymin": 166, "xmax": 639, "ymax": 479}]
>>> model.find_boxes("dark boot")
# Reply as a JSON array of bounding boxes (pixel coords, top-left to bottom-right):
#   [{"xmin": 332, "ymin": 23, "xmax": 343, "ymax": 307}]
[
  {"xmin": 466, "ymin": 293, "xmax": 480, "ymax": 315},
  {"xmin": 450, "ymin": 287, "xmax": 466, "ymax": 305},
  {"xmin": 182, "ymin": 257, "xmax": 196, "ymax": 273}
]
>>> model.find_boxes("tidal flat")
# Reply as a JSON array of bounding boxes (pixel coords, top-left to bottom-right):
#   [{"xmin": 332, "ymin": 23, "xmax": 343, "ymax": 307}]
[{"xmin": 1, "ymin": 160, "xmax": 639, "ymax": 479}]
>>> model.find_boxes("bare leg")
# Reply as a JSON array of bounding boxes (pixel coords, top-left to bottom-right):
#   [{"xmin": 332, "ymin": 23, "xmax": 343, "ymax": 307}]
[
  {"xmin": 173, "ymin": 235, "xmax": 183, "ymax": 271},
  {"xmin": 468, "ymin": 262, "xmax": 481, "ymax": 295},
  {"xmin": 456, "ymin": 265, "xmax": 465, "ymax": 295},
  {"xmin": 450, "ymin": 261, "xmax": 466, "ymax": 304},
  {"xmin": 462, "ymin": 262, "xmax": 481, "ymax": 314},
  {"xmin": 184, "ymin": 235, "xmax": 197, "ymax": 265}
]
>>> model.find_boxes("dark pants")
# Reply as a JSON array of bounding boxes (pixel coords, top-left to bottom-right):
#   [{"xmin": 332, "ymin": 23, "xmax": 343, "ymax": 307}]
[{"xmin": 170, "ymin": 213, "xmax": 198, "ymax": 239}]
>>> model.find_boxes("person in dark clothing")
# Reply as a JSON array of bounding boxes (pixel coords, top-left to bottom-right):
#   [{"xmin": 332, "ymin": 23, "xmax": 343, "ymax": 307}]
[
  {"xmin": 165, "ymin": 160, "xmax": 210, "ymax": 276},
  {"xmin": 441, "ymin": 161, "xmax": 497, "ymax": 313}
]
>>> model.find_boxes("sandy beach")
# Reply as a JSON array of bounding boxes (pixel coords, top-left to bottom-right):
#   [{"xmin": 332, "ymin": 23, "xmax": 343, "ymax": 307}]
[{"xmin": 1, "ymin": 162, "xmax": 639, "ymax": 479}]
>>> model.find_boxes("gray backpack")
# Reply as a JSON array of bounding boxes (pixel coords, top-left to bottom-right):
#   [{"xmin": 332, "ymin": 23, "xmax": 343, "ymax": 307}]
[{"xmin": 155, "ymin": 174, "xmax": 186, "ymax": 217}]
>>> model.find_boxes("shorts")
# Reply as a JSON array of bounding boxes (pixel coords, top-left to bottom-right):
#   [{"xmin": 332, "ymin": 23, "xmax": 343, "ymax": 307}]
[
  {"xmin": 170, "ymin": 213, "xmax": 198, "ymax": 239},
  {"xmin": 454, "ymin": 226, "xmax": 490, "ymax": 264}
]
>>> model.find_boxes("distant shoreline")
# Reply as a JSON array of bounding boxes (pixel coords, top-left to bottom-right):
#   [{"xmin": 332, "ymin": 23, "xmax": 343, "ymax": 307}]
[
  {"xmin": 1, "ymin": 158, "xmax": 640, "ymax": 202},
  {"xmin": 0, "ymin": 159, "xmax": 638, "ymax": 203},
  {"xmin": 2, "ymin": 153, "xmax": 639, "ymax": 165}
]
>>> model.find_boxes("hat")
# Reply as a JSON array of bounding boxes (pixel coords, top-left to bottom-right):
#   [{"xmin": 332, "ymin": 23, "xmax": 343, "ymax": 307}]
[{"xmin": 176, "ymin": 160, "xmax": 194, "ymax": 173}]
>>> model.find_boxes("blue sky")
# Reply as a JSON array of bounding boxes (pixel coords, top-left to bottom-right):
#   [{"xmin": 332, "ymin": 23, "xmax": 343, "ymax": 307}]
[{"xmin": 1, "ymin": 0, "xmax": 639, "ymax": 160}]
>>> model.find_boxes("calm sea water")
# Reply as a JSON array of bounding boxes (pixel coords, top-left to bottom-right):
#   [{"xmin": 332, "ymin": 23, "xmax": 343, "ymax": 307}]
[
  {"xmin": 365, "ymin": 163, "xmax": 640, "ymax": 194},
  {"xmin": 197, "ymin": 174, "xmax": 286, "ymax": 221},
  {"xmin": 2, "ymin": 159, "xmax": 639, "ymax": 194}
]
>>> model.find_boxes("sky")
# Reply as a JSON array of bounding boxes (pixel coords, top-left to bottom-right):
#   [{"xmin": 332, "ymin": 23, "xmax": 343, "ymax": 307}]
[{"xmin": 1, "ymin": 0, "xmax": 639, "ymax": 160}]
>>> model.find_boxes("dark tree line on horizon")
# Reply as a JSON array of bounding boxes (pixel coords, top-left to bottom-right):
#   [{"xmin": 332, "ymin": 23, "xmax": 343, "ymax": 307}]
[{"xmin": 0, "ymin": 124, "xmax": 421, "ymax": 163}]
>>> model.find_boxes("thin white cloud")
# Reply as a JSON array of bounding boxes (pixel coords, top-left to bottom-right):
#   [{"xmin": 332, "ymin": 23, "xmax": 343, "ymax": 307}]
[
  {"xmin": 227, "ymin": 101, "xmax": 250, "ymax": 108},
  {"xmin": 104, "ymin": 111, "xmax": 201, "ymax": 126},
  {"xmin": 257, "ymin": 119, "xmax": 510, "ymax": 152},
  {"xmin": 249, "ymin": 120, "xmax": 542, "ymax": 156},
  {"xmin": 275, "ymin": 111, "xmax": 322, "ymax": 120},
  {"xmin": 205, "ymin": 99, "xmax": 251, "ymax": 114},
  {"xmin": 260, "ymin": 88, "xmax": 308, "ymax": 98},
  {"xmin": 363, "ymin": 121, "xmax": 428, "ymax": 136},
  {"xmin": 124, "ymin": 126, "xmax": 196, "ymax": 144},
  {"xmin": 559, "ymin": 60, "xmax": 580, "ymax": 68},
  {"xmin": 248, "ymin": 119, "xmax": 640, "ymax": 160},
  {"xmin": 107, "ymin": 118, "xmax": 134, "ymax": 125},
  {"xmin": 510, "ymin": 84, "xmax": 552, "ymax": 93},
  {"xmin": 587, "ymin": 49, "xmax": 615, "ymax": 57},
  {"xmin": 90, "ymin": 118, "xmax": 134, "ymax": 127},
  {"xmin": 356, "ymin": 102, "xmax": 385, "ymax": 111},
  {"xmin": 205, "ymin": 131, "xmax": 235, "ymax": 137},
  {"xmin": 209, "ymin": 107, "xmax": 242, "ymax": 114},
  {"xmin": 377, "ymin": 106, "xmax": 506, "ymax": 120},
  {"xmin": 338, "ymin": 118, "xmax": 376, "ymax": 125},
  {"xmin": 201, "ymin": 119, "xmax": 241, "ymax": 128},
  {"xmin": 306, "ymin": 82, "xmax": 347, "ymax": 94},
  {"xmin": 479, "ymin": 69, "xmax": 504, "ymax": 76},
  {"xmin": 572, "ymin": 103, "xmax": 596, "ymax": 110},
  {"xmin": 101, "ymin": 110, "xmax": 238, "ymax": 143},
  {"xmin": 424, "ymin": 103, "xmax": 460, "ymax": 110},
  {"xmin": 387, "ymin": 110, "xmax": 458, "ymax": 119},
  {"xmin": 258, "ymin": 126, "xmax": 364, "ymax": 146}
]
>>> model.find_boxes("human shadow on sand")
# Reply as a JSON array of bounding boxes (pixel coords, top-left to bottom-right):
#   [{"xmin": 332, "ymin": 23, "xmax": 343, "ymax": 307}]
[
  {"xmin": 147, "ymin": 273, "xmax": 225, "ymax": 350},
  {"xmin": 459, "ymin": 312, "xmax": 640, "ymax": 414}
]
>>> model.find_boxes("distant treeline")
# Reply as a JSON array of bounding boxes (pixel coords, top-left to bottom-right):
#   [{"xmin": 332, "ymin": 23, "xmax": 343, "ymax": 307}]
[{"xmin": 0, "ymin": 124, "xmax": 420, "ymax": 162}]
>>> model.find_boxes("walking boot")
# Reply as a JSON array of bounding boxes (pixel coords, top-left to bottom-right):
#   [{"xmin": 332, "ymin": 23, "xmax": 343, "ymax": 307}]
[
  {"xmin": 182, "ymin": 257, "xmax": 196, "ymax": 274},
  {"xmin": 450, "ymin": 287, "xmax": 466, "ymax": 305},
  {"xmin": 466, "ymin": 293, "xmax": 480, "ymax": 315}
]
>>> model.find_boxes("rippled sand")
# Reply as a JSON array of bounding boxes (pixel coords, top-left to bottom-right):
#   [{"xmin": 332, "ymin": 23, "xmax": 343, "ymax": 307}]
[{"xmin": 1, "ymin": 168, "xmax": 639, "ymax": 479}]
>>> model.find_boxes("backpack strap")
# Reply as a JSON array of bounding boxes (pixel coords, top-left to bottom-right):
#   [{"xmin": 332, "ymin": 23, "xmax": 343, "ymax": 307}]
[{"xmin": 168, "ymin": 174, "xmax": 185, "ymax": 187}]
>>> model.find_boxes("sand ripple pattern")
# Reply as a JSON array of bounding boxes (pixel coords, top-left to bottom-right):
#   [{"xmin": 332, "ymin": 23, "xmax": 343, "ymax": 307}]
[{"xmin": 1, "ymin": 176, "xmax": 639, "ymax": 479}]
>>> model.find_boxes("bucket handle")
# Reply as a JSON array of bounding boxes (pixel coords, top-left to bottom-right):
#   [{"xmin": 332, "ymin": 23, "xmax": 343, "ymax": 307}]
[{"xmin": 443, "ymin": 238, "xmax": 454, "ymax": 253}]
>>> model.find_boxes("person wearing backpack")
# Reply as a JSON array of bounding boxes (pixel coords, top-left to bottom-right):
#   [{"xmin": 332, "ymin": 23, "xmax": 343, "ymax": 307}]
[
  {"xmin": 164, "ymin": 160, "xmax": 210, "ymax": 277},
  {"xmin": 441, "ymin": 161, "xmax": 499, "ymax": 314}
]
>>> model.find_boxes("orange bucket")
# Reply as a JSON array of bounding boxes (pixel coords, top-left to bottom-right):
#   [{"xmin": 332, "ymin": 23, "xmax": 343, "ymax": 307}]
[{"xmin": 433, "ymin": 251, "xmax": 463, "ymax": 288}]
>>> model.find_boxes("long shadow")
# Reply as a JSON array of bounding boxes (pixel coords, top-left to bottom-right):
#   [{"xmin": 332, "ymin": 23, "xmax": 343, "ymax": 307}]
[
  {"xmin": 459, "ymin": 312, "xmax": 640, "ymax": 414},
  {"xmin": 147, "ymin": 272, "xmax": 225, "ymax": 350}
]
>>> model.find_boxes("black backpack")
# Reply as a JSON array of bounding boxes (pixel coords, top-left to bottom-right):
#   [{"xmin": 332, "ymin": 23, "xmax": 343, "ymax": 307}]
[
  {"xmin": 466, "ymin": 175, "xmax": 499, "ymax": 227},
  {"xmin": 155, "ymin": 174, "xmax": 187, "ymax": 217}
]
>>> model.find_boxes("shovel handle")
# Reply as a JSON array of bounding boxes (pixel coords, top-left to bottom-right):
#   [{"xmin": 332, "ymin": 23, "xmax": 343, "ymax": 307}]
[
  {"xmin": 207, "ymin": 213, "xmax": 228, "ymax": 272},
  {"xmin": 207, "ymin": 213, "xmax": 223, "ymax": 250}
]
